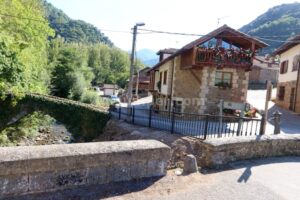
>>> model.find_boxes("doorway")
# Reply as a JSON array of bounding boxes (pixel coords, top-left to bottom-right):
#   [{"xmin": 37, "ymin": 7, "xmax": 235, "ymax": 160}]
[{"xmin": 289, "ymin": 87, "xmax": 296, "ymax": 111}]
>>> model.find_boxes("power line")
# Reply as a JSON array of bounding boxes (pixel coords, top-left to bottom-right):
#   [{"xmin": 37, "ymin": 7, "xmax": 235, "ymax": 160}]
[
  {"xmin": 138, "ymin": 28, "xmax": 203, "ymax": 36},
  {"xmin": 1, "ymin": 12, "xmax": 300, "ymax": 44},
  {"xmin": 138, "ymin": 28, "xmax": 300, "ymax": 44},
  {"xmin": 0, "ymin": 13, "xmax": 47, "ymax": 23},
  {"xmin": 100, "ymin": 29, "xmax": 131, "ymax": 34}
]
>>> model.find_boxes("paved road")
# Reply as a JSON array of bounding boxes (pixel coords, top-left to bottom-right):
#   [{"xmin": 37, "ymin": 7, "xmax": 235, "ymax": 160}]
[
  {"xmin": 247, "ymin": 89, "xmax": 300, "ymax": 134},
  {"xmin": 13, "ymin": 157, "xmax": 300, "ymax": 200},
  {"xmin": 108, "ymin": 157, "xmax": 300, "ymax": 200}
]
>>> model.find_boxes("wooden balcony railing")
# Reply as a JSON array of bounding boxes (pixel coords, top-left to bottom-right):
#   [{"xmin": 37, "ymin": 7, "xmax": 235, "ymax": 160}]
[{"xmin": 195, "ymin": 47, "xmax": 254, "ymax": 67}]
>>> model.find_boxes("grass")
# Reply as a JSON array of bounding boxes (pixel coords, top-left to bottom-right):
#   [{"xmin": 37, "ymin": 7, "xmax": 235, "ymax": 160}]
[{"xmin": 0, "ymin": 111, "xmax": 55, "ymax": 146}]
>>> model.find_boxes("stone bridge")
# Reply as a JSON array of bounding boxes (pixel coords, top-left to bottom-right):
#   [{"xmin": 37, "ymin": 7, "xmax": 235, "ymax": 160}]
[{"xmin": 0, "ymin": 93, "xmax": 110, "ymax": 141}]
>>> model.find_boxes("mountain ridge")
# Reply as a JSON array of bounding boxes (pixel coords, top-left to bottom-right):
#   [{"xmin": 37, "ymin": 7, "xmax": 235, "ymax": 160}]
[
  {"xmin": 239, "ymin": 2, "xmax": 300, "ymax": 54},
  {"xmin": 43, "ymin": 0, "xmax": 113, "ymax": 46}
]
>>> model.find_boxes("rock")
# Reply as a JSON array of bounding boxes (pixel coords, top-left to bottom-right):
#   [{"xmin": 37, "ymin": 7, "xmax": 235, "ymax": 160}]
[
  {"xmin": 174, "ymin": 169, "xmax": 182, "ymax": 176},
  {"xmin": 182, "ymin": 154, "xmax": 198, "ymax": 175}
]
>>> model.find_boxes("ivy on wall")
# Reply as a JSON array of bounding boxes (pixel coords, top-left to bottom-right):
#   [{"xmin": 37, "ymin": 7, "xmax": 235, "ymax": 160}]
[{"xmin": 0, "ymin": 93, "xmax": 111, "ymax": 142}]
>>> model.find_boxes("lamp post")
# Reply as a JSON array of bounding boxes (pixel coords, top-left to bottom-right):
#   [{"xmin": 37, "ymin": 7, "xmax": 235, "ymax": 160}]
[{"xmin": 127, "ymin": 22, "xmax": 145, "ymax": 109}]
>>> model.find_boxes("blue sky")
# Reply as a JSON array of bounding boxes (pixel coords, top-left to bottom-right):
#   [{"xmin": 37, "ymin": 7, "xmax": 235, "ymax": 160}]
[{"xmin": 48, "ymin": 0, "xmax": 298, "ymax": 52}]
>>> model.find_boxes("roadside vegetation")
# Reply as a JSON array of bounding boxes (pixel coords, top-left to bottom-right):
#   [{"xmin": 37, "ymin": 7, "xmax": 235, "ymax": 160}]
[
  {"xmin": 0, "ymin": 0, "xmax": 134, "ymax": 146},
  {"xmin": 0, "ymin": 111, "xmax": 55, "ymax": 146}
]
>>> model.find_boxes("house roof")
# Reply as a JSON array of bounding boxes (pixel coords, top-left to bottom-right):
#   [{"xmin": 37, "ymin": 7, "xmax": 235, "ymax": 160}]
[
  {"xmin": 273, "ymin": 34, "xmax": 300, "ymax": 55},
  {"xmin": 152, "ymin": 25, "xmax": 268, "ymax": 71},
  {"xmin": 157, "ymin": 48, "xmax": 178, "ymax": 55}
]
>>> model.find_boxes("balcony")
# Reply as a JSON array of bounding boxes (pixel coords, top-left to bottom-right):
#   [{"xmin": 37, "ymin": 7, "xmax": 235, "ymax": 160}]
[{"xmin": 195, "ymin": 47, "xmax": 254, "ymax": 68}]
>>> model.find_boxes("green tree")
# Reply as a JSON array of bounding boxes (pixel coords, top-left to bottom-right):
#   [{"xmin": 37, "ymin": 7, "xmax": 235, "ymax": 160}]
[{"xmin": 0, "ymin": 0, "xmax": 54, "ymax": 96}]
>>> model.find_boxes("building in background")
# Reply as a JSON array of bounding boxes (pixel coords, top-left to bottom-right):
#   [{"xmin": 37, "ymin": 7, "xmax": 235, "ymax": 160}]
[
  {"xmin": 132, "ymin": 67, "xmax": 151, "ymax": 98},
  {"xmin": 248, "ymin": 56, "xmax": 279, "ymax": 89},
  {"xmin": 103, "ymin": 84, "xmax": 118, "ymax": 96},
  {"xmin": 274, "ymin": 34, "xmax": 300, "ymax": 113},
  {"xmin": 149, "ymin": 25, "xmax": 268, "ymax": 114}
]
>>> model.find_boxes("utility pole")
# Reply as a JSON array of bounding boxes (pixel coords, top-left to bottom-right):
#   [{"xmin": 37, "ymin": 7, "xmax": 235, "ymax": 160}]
[{"xmin": 127, "ymin": 22, "xmax": 145, "ymax": 109}]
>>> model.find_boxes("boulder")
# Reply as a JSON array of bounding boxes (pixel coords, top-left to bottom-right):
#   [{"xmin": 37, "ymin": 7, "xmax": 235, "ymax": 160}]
[{"xmin": 183, "ymin": 154, "xmax": 198, "ymax": 174}]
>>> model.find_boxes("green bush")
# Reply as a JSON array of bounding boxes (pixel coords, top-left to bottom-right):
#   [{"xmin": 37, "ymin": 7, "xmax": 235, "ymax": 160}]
[{"xmin": 81, "ymin": 90, "xmax": 100, "ymax": 105}]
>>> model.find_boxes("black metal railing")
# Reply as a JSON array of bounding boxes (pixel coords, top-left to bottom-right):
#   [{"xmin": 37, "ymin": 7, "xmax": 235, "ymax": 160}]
[{"xmin": 110, "ymin": 106, "xmax": 264, "ymax": 139}]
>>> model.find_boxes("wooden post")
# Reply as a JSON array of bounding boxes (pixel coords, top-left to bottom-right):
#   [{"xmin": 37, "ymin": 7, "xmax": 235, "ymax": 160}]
[
  {"xmin": 218, "ymin": 99, "xmax": 224, "ymax": 137},
  {"xmin": 262, "ymin": 81, "xmax": 273, "ymax": 135}
]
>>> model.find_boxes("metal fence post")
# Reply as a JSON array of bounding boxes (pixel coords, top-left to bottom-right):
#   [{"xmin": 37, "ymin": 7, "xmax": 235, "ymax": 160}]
[
  {"xmin": 204, "ymin": 114, "xmax": 209, "ymax": 140},
  {"xmin": 171, "ymin": 109, "xmax": 175, "ymax": 134},
  {"xmin": 259, "ymin": 113, "xmax": 265, "ymax": 135},
  {"xmin": 148, "ymin": 108, "xmax": 152, "ymax": 127},
  {"xmin": 132, "ymin": 106, "xmax": 135, "ymax": 124},
  {"xmin": 118, "ymin": 106, "xmax": 121, "ymax": 120}
]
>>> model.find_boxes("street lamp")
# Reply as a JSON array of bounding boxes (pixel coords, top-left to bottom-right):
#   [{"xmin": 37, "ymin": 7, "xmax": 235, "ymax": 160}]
[{"xmin": 127, "ymin": 22, "xmax": 145, "ymax": 108}]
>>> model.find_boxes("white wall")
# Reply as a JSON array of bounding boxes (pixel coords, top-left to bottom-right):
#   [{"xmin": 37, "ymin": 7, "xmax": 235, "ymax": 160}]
[
  {"xmin": 104, "ymin": 88, "xmax": 115, "ymax": 96},
  {"xmin": 278, "ymin": 44, "xmax": 300, "ymax": 83},
  {"xmin": 158, "ymin": 60, "xmax": 172, "ymax": 95}
]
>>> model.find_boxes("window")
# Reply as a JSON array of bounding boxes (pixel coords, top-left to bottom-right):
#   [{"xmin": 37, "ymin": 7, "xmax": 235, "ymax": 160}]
[
  {"xmin": 280, "ymin": 60, "xmax": 289, "ymax": 74},
  {"xmin": 159, "ymin": 72, "xmax": 162, "ymax": 82},
  {"xmin": 292, "ymin": 55, "xmax": 300, "ymax": 72},
  {"xmin": 163, "ymin": 71, "xmax": 168, "ymax": 85},
  {"xmin": 173, "ymin": 100, "xmax": 182, "ymax": 113},
  {"xmin": 215, "ymin": 71, "xmax": 232, "ymax": 88},
  {"xmin": 278, "ymin": 86, "xmax": 285, "ymax": 101}
]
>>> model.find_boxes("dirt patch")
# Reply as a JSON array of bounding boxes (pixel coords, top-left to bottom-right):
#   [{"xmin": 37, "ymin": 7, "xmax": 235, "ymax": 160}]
[{"xmin": 95, "ymin": 119, "xmax": 203, "ymax": 169}]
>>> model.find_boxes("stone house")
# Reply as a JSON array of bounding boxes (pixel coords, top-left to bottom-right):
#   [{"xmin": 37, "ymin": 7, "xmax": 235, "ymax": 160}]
[
  {"xmin": 249, "ymin": 56, "xmax": 279, "ymax": 87},
  {"xmin": 274, "ymin": 34, "xmax": 300, "ymax": 113},
  {"xmin": 149, "ymin": 25, "xmax": 267, "ymax": 114}
]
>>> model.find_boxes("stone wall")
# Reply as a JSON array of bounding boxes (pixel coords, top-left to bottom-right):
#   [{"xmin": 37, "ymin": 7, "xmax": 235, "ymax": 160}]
[
  {"xmin": 172, "ymin": 56, "xmax": 203, "ymax": 113},
  {"xmin": 276, "ymin": 80, "xmax": 300, "ymax": 113},
  {"xmin": 172, "ymin": 59, "xmax": 249, "ymax": 114},
  {"xmin": 198, "ymin": 134, "xmax": 300, "ymax": 168},
  {"xmin": 0, "ymin": 140, "xmax": 170, "ymax": 198},
  {"xmin": 204, "ymin": 67, "xmax": 248, "ymax": 114}
]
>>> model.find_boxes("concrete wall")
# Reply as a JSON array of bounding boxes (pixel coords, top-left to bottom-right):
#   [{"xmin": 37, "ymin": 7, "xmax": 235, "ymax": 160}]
[
  {"xmin": 0, "ymin": 140, "xmax": 170, "ymax": 198},
  {"xmin": 198, "ymin": 134, "xmax": 300, "ymax": 168}
]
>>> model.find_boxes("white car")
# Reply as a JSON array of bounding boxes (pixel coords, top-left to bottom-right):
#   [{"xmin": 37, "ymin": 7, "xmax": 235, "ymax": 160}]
[{"xmin": 110, "ymin": 95, "xmax": 120, "ymax": 103}]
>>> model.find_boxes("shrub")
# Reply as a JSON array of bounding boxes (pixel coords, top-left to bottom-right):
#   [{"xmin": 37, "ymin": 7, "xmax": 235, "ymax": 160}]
[{"xmin": 81, "ymin": 90, "xmax": 100, "ymax": 105}]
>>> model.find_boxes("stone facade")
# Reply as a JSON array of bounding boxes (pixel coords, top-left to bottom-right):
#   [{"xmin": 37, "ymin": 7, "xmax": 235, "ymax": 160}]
[
  {"xmin": 276, "ymin": 80, "xmax": 300, "ymax": 113},
  {"xmin": 0, "ymin": 140, "xmax": 170, "ymax": 198},
  {"xmin": 171, "ymin": 55, "xmax": 249, "ymax": 114}
]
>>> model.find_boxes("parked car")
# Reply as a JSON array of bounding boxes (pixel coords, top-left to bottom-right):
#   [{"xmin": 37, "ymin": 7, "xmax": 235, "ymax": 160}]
[{"xmin": 109, "ymin": 95, "xmax": 120, "ymax": 103}]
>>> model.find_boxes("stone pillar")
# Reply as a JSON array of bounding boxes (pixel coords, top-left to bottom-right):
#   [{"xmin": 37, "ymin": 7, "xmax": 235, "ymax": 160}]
[
  {"xmin": 272, "ymin": 110, "xmax": 282, "ymax": 134},
  {"xmin": 183, "ymin": 154, "xmax": 198, "ymax": 174}
]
